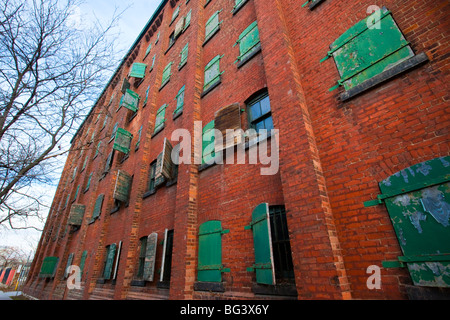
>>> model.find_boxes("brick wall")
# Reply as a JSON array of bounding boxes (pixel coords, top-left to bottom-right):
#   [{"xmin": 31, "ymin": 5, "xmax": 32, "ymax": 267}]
[{"xmin": 23, "ymin": 0, "xmax": 450, "ymax": 300}]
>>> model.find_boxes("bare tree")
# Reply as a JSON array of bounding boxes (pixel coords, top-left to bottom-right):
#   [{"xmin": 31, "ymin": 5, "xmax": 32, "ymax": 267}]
[
  {"xmin": 0, "ymin": 245, "xmax": 29, "ymax": 268},
  {"xmin": 0, "ymin": 0, "xmax": 122, "ymax": 230}
]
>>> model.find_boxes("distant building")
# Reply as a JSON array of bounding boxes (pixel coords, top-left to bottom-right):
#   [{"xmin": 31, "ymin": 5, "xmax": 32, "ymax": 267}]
[{"xmin": 24, "ymin": 0, "xmax": 450, "ymax": 300}]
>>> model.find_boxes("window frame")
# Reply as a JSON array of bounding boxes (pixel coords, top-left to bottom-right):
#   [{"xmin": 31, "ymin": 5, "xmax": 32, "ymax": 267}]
[
  {"xmin": 247, "ymin": 92, "xmax": 273, "ymax": 132},
  {"xmin": 204, "ymin": 10, "xmax": 222, "ymax": 45}
]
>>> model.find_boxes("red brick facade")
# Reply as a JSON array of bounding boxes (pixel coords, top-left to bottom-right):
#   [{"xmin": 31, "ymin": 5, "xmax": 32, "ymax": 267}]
[{"xmin": 24, "ymin": 0, "xmax": 449, "ymax": 300}]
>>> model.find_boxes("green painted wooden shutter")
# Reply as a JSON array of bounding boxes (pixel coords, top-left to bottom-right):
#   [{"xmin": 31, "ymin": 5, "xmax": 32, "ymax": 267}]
[
  {"xmin": 39, "ymin": 257, "xmax": 59, "ymax": 278},
  {"xmin": 110, "ymin": 122, "xmax": 119, "ymax": 141},
  {"xmin": 82, "ymin": 155, "xmax": 88, "ymax": 171},
  {"xmin": 79, "ymin": 250, "xmax": 88, "ymax": 277},
  {"xmin": 103, "ymin": 243, "xmax": 117, "ymax": 280},
  {"xmin": 202, "ymin": 120, "xmax": 215, "ymax": 165},
  {"xmin": 205, "ymin": 10, "xmax": 222, "ymax": 40},
  {"xmin": 321, "ymin": 7, "xmax": 415, "ymax": 91},
  {"xmin": 143, "ymin": 232, "xmax": 158, "ymax": 281},
  {"xmin": 113, "ymin": 128, "xmax": 133, "ymax": 154},
  {"xmin": 171, "ymin": 5, "xmax": 180, "ymax": 23},
  {"xmin": 204, "ymin": 55, "xmax": 224, "ymax": 91},
  {"xmin": 85, "ymin": 172, "xmax": 93, "ymax": 191},
  {"xmin": 72, "ymin": 185, "xmax": 80, "ymax": 202},
  {"xmin": 245, "ymin": 203, "xmax": 276, "ymax": 285},
  {"xmin": 365, "ymin": 156, "xmax": 450, "ymax": 288},
  {"xmin": 121, "ymin": 89, "xmax": 140, "ymax": 112},
  {"xmin": 95, "ymin": 141, "xmax": 101, "ymax": 158},
  {"xmin": 129, "ymin": 62, "xmax": 147, "ymax": 78},
  {"xmin": 151, "ymin": 55, "xmax": 156, "ymax": 71},
  {"xmin": 64, "ymin": 253, "xmax": 74, "ymax": 278},
  {"xmin": 135, "ymin": 125, "xmax": 143, "ymax": 150},
  {"xmin": 234, "ymin": 21, "xmax": 260, "ymax": 62},
  {"xmin": 154, "ymin": 104, "xmax": 167, "ymax": 133},
  {"xmin": 197, "ymin": 221, "xmax": 230, "ymax": 282},
  {"xmin": 183, "ymin": 9, "xmax": 192, "ymax": 31},
  {"xmin": 103, "ymin": 150, "xmax": 114, "ymax": 173},
  {"xmin": 68, "ymin": 204, "xmax": 85, "ymax": 226},
  {"xmin": 144, "ymin": 86, "xmax": 150, "ymax": 105},
  {"xmin": 92, "ymin": 194, "xmax": 104, "ymax": 220},
  {"xmin": 174, "ymin": 85, "xmax": 185, "ymax": 114},
  {"xmin": 161, "ymin": 63, "xmax": 172, "ymax": 87},
  {"xmin": 179, "ymin": 43, "xmax": 189, "ymax": 68},
  {"xmin": 145, "ymin": 43, "xmax": 152, "ymax": 58}
]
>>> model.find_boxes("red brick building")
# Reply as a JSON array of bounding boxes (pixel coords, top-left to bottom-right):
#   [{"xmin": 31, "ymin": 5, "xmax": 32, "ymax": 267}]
[{"xmin": 23, "ymin": 0, "xmax": 449, "ymax": 300}]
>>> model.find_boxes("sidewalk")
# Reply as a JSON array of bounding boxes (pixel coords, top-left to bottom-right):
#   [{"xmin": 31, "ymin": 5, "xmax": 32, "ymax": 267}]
[{"xmin": 0, "ymin": 291, "xmax": 22, "ymax": 300}]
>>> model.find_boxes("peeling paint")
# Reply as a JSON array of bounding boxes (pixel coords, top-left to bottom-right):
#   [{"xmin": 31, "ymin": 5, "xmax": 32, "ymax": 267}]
[
  {"xmin": 416, "ymin": 162, "xmax": 432, "ymax": 176},
  {"xmin": 421, "ymin": 185, "xmax": 450, "ymax": 227},
  {"xmin": 402, "ymin": 210, "xmax": 427, "ymax": 233},
  {"xmin": 440, "ymin": 157, "xmax": 449, "ymax": 167},
  {"xmin": 401, "ymin": 170, "xmax": 409, "ymax": 183}
]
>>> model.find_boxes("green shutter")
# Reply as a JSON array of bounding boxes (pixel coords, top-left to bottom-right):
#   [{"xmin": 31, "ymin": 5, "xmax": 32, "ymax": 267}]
[
  {"xmin": 183, "ymin": 9, "xmax": 192, "ymax": 31},
  {"xmin": 135, "ymin": 125, "xmax": 143, "ymax": 149},
  {"xmin": 202, "ymin": 120, "xmax": 215, "ymax": 165},
  {"xmin": 203, "ymin": 55, "xmax": 224, "ymax": 91},
  {"xmin": 110, "ymin": 122, "xmax": 118, "ymax": 140},
  {"xmin": 113, "ymin": 128, "xmax": 133, "ymax": 154},
  {"xmin": 322, "ymin": 7, "xmax": 415, "ymax": 91},
  {"xmin": 95, "ymin": 141, "xmax": 101, "ymax": 158},
  {"xmin": 82, "ymin": 155, "xmax": 88, "ymax": 171},
  {"xmin": 68, "ymin": 204, "xmax": 85, "ymax": 226},
  {"xmin": 197, "ymin": 221, "xmax": 230, "ymax": 282},
  {"xmin": 245, "ymin": 203, "xmax": 275, "ymax": 285},
  {"xmin": 121, "ymin": 89, "xmax": 140, "ymax": 112},
  {"xmin": 234, "ymin": 21, "xmax": 260, "ymax": 62},
  {"xmin": 171, "ymin": 5, "xmax": 180, "ymax": 23},
  {"xmin": 39, "ymin": 257, "xmax": 59, "ymax": 278},
  {"xmin": 205, "ymin": 10, "xmax": 222, "ymax": 41},
  {"xmin": 145, "ymin": 43, "xmax": 152, "ymax": 58},
  {"xmin": 154, "ymin": 104, "xmax": 167, "ymax": 133},
  {"xmin": 144, "ymin": 86, "xmax": 150, "ymax": 105},
  {"xmin": 179, "ymin": 43, "xmax": 189, "ymax": 68},
  {"xmin": 129, "ymin": 62, "xmax": 147, "ymax": 78},
  {"xmin": 92, "ymin": 194, "xmax": 104, "ymax": 220},
  {"xmin": 161, "ymin": 63, "xmax": 172, "ymax": 87},
  {"xmin": 365, "ymin": 156, "xmax": 450, "ymax": 288},
  {"xmin": 174, "ymin": 85, "xmax": 185, "ymax": 114},
  {"xmin": 79, "ymin": 250, "xmax": 88, "ymax": 277},
  {"xmin": 103, "ymin": 243, "xmax": 117, "ymax": 280},
  {"xmin": 73, "ymin": 185, "xmax": 80, "ymax": 202},
  {"xmin": 85, "ymin": 172, "xmax": 93, "ymax": 191},
  {"xmin": 64, "ymin": 253, "xmax": 74, "ymax": 278},
  {"xmin": 151, "ymin": 55, "xmax": 156, "ymax": 71}
]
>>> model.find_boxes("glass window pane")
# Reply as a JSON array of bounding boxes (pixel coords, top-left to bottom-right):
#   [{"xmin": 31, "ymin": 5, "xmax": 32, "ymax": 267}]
[
  {"xmin": 264, "ymin": 116, "xmax": 274, "ymax": 131},
  {"xmin": 260, "ymin": 95, "xmax": 271, "ymax": 115},
  {"xmin": 250, "ymin": 102, "xmax": 261, "ymax": 120},
  {"xmin": 255, "ymin": 120, "xmax": 264, "ymax": 131}
]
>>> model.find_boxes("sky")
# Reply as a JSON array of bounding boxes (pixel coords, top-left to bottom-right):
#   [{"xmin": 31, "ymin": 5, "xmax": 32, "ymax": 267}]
[{"xmin": 0, "ymin": 0, "xmax": 161, "ymax": 257}]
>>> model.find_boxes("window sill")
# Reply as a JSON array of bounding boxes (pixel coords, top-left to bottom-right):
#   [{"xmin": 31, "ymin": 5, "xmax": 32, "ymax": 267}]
[
  {"xmin": 178, "ymin": 60, "xmax": 187, "ymax": 71},
  {"xmin": 203, "ymin": 27, "xmax": 220, "ymax": 47},
  {"xmin": 201, "ymin": 78, "xmax": 221, "ymax": 98},
  {"xmin": 130, "ymin": 279, "xmax": 146, "ymax": 287},
  {"xmin": 339, "ymin": 52, "xmax": 429, "ymax": 102},
  {"xmin": 173, "ymin": 109, "xmax": 183, "ymax": 120},
  {"xmin": 237, "ymin": 44, "xmax": 261, "ymax": 69},
  {"xmin": 157, "ymin": 281, "xmax": 170, "ymax": 289},
  {"xmin": 251, "ymin": 283, "xmax": 297, "ymax": 297},
  {"xmin": 159, "ymin": 77, "xmax": 170, "ymax": 91},
  {"xmin": 194, "ymin": 281, "xmax": 225, "ymax": 292},
  {"xmin": 151, "ymin": 123, "xmax": 165, "ymax": 138},
  {"xmin": 143, "ymin": 189, "xmax": 156, "ymax": 199},
  {"xmin": 232, "ymin": 0, "xmax": 249, "ymax": 15},
  {"xmin": 308, "ymin": 0, "xmax": 326, "ymax": 10}
]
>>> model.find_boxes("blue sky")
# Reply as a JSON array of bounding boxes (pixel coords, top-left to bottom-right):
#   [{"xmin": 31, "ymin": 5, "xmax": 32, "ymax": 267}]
[{"xmin": 0, "ymin": 0, "xmax": 161, "ymax": 256}]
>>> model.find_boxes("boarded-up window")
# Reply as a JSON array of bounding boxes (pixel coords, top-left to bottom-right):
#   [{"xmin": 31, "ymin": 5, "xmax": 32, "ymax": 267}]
[
  {"xmin": 154, "ymin": 104, "xmax": 167, "ymax": 133},
  {"xmin": 113, "ymin": 128, "xmax": 133, "ymax": 154},
  {"xmin": 155, "ymin": 138, "xmax": 174, "ymax": 180},
  {"xmin": 214, "ymin": 103, "xmax": 242, "ymax": 150},
  {"xmin": 205, "ymin": 10, "xmax": 222, "ymax": 42},
  {"xmin": 234, "ymin": 21, "xmax": 260, "ymax": 64},
  {"xmin": 129, "ymin": 63, "xmax": 147, "ymax": 79},
  {"xmin": 203, "ymin": 55, "xmax": 224, "ymax": 92},
  {"xmin": 202, "ymin": 120, "xmax": 215, "ymax": 165},
  {"xmin": 91, "ymin": 194, "xmax": 104, "ymax": 220},
  {"xmin": 179, "ymin": 43, "xmax": 189, "ymax": 69},
  {"xmin": 143, "ymin": 233, "xmax": 158, "ymax": 281},
  {"xmin": 39, "ymin": 257, "xmax": 59, "ymax": 278},
  {"xmin": 68, "ymin": 204, "xmax": 85, "ymax": 227},
  {"xmin": 121, "ymin": 89, "xmax": 140, "ymax": 112},
  {"xmin": 113, "ymin": 170, "xmax": 132, "ymax": 203},
  {"xmin": 197, "ymin": 220, "xmax": 230, "ymax": 282}
]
